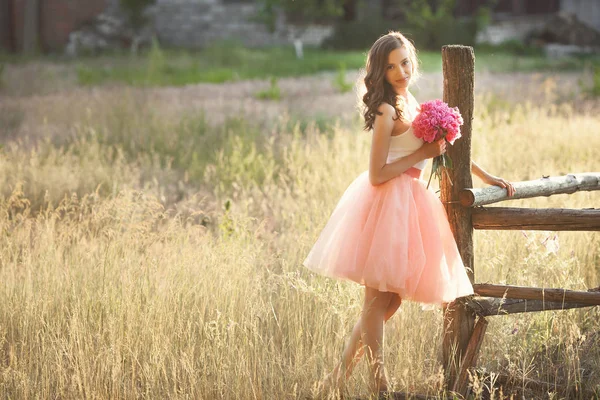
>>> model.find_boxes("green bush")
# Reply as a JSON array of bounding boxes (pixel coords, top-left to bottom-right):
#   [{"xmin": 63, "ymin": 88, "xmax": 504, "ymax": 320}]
[
  {"xmin": 202, "ymin": 40, "xmax": 250, "ymax": 67},
  {"xmin": 255, "ymin": 77, "xmax": 282, "ymax": 101},
  {"xmin": 333, "ymin": 62, "xmax": 353, "ymax": 93},
  {"xmin": 399, "ymin": 0, "xmax": 491, "ymax": 50},
  {"xmin": 476, "ymin": 39, "xmax": 545, "ymax": 57},
  {"xmin": 145, "ymin": 37, "xmax": 166, "ymax": 83},
  {"xmin": 322, "ymin": 0, "xmax": 491, "ymax": 51},
  {"xmin": 321, "ymin": 18, "xmax": 398, "ymax": 50},
  {"xmin": 120, "ymin": 0, "xmax": 156, "ymax": 29},
  {"xmin": 411, "ymin": 16, "xmax": 478, "ymax": 49},
  {"xmin": 581, "ymin": 64, "xmax": 600, "ymax": 98}
]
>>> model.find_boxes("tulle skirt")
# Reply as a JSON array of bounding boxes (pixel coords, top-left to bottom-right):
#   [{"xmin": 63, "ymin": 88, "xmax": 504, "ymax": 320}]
[{"xmin": 302, "ymin": 167, "xmax": 474, "ymax": 306}]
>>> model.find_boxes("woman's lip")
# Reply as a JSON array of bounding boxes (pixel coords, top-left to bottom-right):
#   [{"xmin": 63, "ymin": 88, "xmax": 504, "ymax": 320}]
[{"xmin": 396, "ymin": 77, "xmax": 410, "ymax": 82}]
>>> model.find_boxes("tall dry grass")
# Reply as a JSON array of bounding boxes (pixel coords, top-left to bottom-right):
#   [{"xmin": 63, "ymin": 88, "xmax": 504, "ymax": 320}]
[{"xmin": 0, "ymin": 74, "xmax": 599, "ymax": 399}]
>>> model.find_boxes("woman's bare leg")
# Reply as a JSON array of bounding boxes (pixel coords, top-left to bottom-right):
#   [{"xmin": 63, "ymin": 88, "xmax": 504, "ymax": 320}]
[
  {"xmin": 319, "ymin": 293, "xmax": 402, "ymax": 394},
  {"xmin": 385, "ymin": 294, "xmax": 402, "ymax": 322},
  {"xmin": 329, "ymin": 319, "xmax": 363, "ymax": 382},
  {"xmin": 344, "ymin": 293, "xmax": 402, "ymax": 375},
  {"xmin": 361, "ymin": 286, "xmax": 395, "ymax": 393}
]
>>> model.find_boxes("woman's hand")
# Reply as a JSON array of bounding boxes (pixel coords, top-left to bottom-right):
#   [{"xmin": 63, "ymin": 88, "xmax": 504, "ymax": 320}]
[
  {"xmin": 484, "ymin": 175, "xmax": 516, "ymax": 197},
  {"xmin": 419, "ymin": 139, "xmax": 446, "ymax": 160},
  {"xmin": 471, "ymin": 161, "xmax": 516, "ymax": 197}
]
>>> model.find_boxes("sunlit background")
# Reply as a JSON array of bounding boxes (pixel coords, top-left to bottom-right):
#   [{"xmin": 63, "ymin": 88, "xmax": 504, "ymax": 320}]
[{"xmin": 1, "ymin": 0, "xmax": 599, "ymax": 398}]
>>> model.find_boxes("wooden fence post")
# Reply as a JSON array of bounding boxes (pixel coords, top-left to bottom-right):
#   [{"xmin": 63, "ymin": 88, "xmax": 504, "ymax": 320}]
[{"xmin": 440, "ymin": 45, "xmax": 476, "ymax": 387}]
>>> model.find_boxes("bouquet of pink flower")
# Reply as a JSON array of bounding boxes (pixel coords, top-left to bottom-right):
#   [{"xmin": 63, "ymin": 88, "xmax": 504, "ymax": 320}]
[{"xmin": 412, "ymin": 99, "xmax": 464, "ymax": 188}]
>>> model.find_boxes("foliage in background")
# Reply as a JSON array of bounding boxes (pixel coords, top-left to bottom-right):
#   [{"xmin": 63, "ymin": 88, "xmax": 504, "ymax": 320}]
[
  {"xmin": 333, "ymin": 62, "xmax": 353, "ymax": 93},
  {"xmin": 323, "ymin": 0, "xmax": 492, "ymax": 51},
  {"xmin": 255, "ymin": 0, "xmax": 344, "ymax": 32},
  {"xmin": 76, "ymin": 43, "xmax": 600, "ymax": 88},
  {"xmin": 145, "ymin": 37, "xmax": 166, "ymax": 84},
  {"xmin": 75, "ymin": 43, "xmax": 368, "ymax": 86},
  {"xmin": 255, "ymin": 76, "xmax": 282, "ymax": 100},
  {"xmin": 581, "ymin": 64, "xmax": 600, "ymax": 98},
  {"xmin": 320, "ymin": 17, "xmax": 398, "ymax": 50},
  {"xmin": 395, "ymin": 0, "xmax": 492, "ymax": 49},
  {"xmin": 476, "ymin": 39, "xmax": 544, "ymax": 56},
  {"xmin": 119, "ymin": 0, "xmax": 156, "ymax": 29}
]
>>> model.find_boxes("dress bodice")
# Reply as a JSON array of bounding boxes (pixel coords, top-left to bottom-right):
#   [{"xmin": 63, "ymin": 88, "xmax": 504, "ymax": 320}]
[{"xmin": 387, "ymin": 125, "xmax": 428, "ymax": 170}]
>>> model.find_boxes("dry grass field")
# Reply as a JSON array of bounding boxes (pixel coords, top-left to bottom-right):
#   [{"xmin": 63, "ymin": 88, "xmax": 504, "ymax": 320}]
[{"xmin": 0, "ymin": 62, "xmax": 599, "ymax": 399}]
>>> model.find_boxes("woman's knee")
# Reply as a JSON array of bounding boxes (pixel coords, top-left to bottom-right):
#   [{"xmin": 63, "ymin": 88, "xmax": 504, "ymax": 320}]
[
  {"xmin": 363, "ymin": 286, "xmax": 394, "ymax": 312},
  {"xmin": 384, "ymin": 294, "xmax": 402, "ymax": 322}
]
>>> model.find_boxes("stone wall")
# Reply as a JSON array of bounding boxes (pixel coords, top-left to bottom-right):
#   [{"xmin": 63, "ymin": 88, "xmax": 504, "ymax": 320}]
[
  {"xmin": 152, "ymin": 0, "xmax": 332, "ymax": 48},
  {"xmin": 476, "ymin": 0, "xmax": 600, "ymax": 47},
  {"xmin": 560, "ymin": 0, "xmax": 600, "ymax": 32},
  {"xmin": 476, "ymin": 15, "xmax": 548, "ymax": 45}
]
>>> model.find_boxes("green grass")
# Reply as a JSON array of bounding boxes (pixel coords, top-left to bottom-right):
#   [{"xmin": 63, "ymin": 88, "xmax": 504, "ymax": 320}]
[
  {"xmin": 474, "ymin": 49, "xmax": 600, "ymax": 73},
  {"xmin": 76, "ymin": 43, "xmax": 369, "ymax": 86},
  {"xmin": 75, "ymin": 43, "xmax": 600, "ymax": 87},
  {"xmin": 333, "ymin": 62, "xmax": 353, "ymax": 93},
  {"xmin": 4, "ymin": 42, "xmax": 599, "ymax": 88},
  {"xmin": 581, "ymin": 64, "xmax": 600, "ymax": 97},
  {"xmin": 255, "ymin": 76, "xmax": 282, "ymax": 100}
]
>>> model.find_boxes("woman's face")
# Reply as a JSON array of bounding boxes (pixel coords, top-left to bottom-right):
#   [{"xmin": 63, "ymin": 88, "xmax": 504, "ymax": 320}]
[{"xmin": 384, "ymin": 46, "xmax": 412, "ymax": 93}]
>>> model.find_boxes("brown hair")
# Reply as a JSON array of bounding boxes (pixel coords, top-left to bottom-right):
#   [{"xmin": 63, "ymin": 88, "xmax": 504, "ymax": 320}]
[{"xmin": 361, "ymin": 31, "xmax": 420, "ymax": 131}]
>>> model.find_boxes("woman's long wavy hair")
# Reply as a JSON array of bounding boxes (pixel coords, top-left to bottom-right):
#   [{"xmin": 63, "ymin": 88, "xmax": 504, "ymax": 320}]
[{"xmin": 361, "ymin": 31, "xmax": 420, "ymax": 131}]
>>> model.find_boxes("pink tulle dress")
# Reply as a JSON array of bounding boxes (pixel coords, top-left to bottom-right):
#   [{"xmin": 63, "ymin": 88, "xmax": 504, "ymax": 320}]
[{"xmin": 302, "ymin": 113, "xmax": 474, "ymax": 306}]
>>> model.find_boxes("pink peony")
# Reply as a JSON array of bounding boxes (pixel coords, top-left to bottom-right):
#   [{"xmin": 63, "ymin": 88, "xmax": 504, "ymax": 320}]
[
  {"xmin": 411, "ymin": 100, "xmax": 464, "ymax": 188},
  {"xmin": 412, "ymin": 100, "xmax": 463, "ymax": 145}
]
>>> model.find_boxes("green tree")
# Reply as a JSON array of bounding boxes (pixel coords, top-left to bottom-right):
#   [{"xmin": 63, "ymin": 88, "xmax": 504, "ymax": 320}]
[
  {"xmin": 256, "ymin": 0, "xmax": 346, "ymax": 58},
  {"xmin": 256, "ymin": 0, "xmax": 345, "ymax": 32},
  {"xmin": 120, "ymin": 0, "xmax": 156, "ymax": 30},
  {"xmin": 395, "ymin": 0, "xmax": 493, "ymax": 49}
]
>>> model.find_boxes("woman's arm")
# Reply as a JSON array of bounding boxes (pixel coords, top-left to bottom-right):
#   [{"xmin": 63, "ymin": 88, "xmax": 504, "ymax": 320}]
[
  {"xmin": 369, "ymin": 104, "xmax": 445, "ymax": 186},
  {"xmin": 471, "ymin": 160, "xmax": 516, "ymax": 196}
]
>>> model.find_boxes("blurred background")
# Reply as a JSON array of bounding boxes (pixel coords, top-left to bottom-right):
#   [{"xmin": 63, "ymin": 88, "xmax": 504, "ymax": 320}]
[
  {"xmin": 0, "ymin": 1, "xmax": 599, "ymax": 399},
  {"xmin": 1, "ymin": 0, "xmax": 600, "ymax": 55}
]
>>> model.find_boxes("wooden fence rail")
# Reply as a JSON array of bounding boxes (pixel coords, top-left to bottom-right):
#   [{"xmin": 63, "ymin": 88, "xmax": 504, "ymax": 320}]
[
  {"xmin": 472, "ymin": 207, "xmax": 600, "ymax": 231},
  {"xmin": 467, "ymin": 296, "xmax": 594, "ymax": 316},
  {"xmin": 473, "ymin": 283, "xmax": 600, "ymax": 306},
  {"xmin": 459, "ymin": 173, "xmax": 600, "ymax": 207}
]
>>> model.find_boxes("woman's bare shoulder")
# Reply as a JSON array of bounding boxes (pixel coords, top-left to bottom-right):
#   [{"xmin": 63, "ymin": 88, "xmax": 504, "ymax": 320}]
[{"xmin": 376, "ymin": 102, "xmax": 395, "ymax": 117}]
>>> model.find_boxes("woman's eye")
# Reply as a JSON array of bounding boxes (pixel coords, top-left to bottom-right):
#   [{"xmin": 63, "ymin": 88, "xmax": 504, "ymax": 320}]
[{"xmin": 387, "ymin": 65, "xmax": 394, "ymax": 70}]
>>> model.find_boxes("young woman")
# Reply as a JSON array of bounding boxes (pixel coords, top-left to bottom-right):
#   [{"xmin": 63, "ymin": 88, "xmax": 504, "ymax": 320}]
[{"xmin": 303, "ymin": 31, "xmax": 515, "ymax": 397}]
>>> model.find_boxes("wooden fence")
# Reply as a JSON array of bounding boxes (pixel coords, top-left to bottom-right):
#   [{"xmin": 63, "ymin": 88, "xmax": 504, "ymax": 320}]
[{"xmin": 439, "ymin": 45, "xmax": 600, "ymax": 398}]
